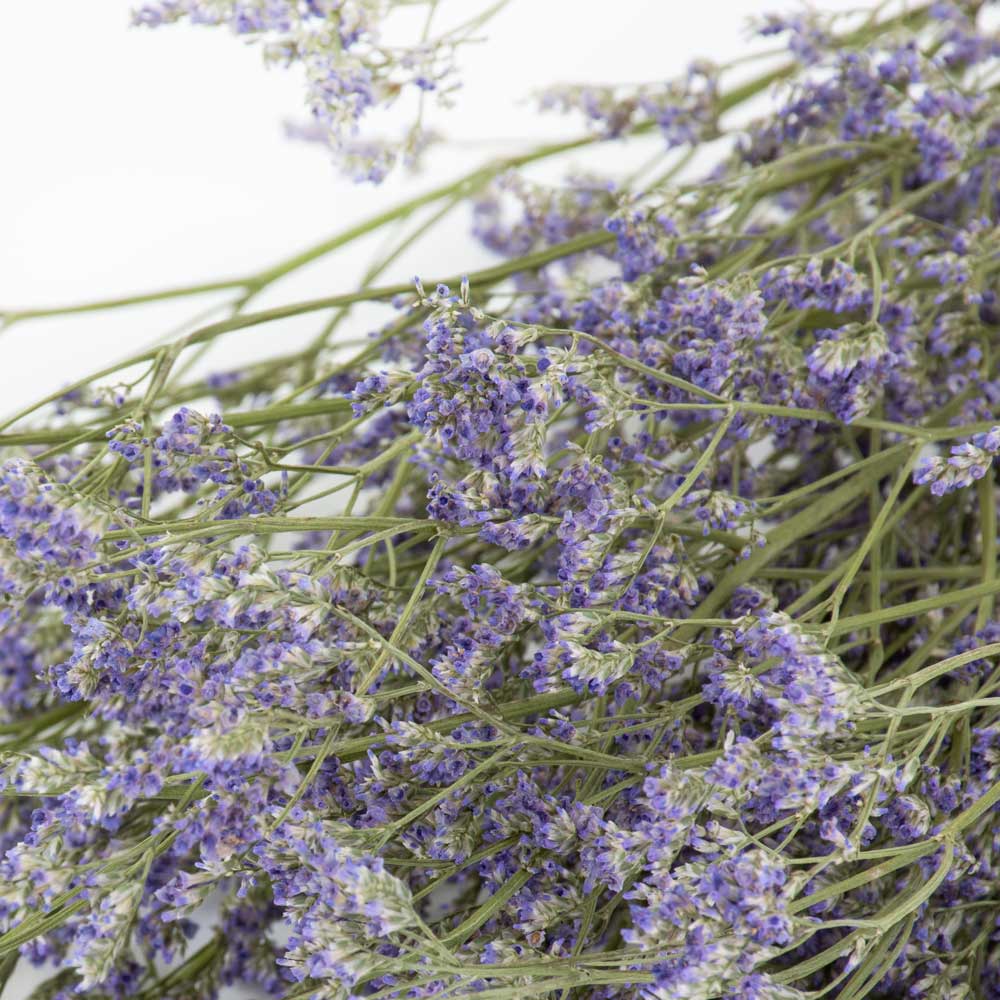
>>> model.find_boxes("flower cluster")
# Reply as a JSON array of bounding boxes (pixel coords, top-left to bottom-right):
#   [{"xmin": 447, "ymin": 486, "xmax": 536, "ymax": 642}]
[
  {"xmin": 4, "ymin": 3, "xmax": 1000, "ymax": 999},
  {"xmin": 538, "ymin": 61, "xmax": 718, "ymax": 146},
  {"xmin": 915, "ymin": 424, "xmax": 1000, "ymax": 495},
  {"xmin": 107, "ymin": 407, "xmax": 284, "ymax": 517},
  {"xmin": 131, "ymin": 0, "xmax": 502, "ymax": 182}
]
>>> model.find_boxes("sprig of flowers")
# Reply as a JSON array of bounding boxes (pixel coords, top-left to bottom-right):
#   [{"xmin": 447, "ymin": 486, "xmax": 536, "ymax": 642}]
[{"xmin": 132, "ymin": 0, "xmax": 507, "ymax": 182}]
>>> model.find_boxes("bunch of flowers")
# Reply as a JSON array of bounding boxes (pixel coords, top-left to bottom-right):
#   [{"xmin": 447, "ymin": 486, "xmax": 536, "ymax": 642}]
[{"xmin": 3, "ymin": 2, "xmax": 1000, "ymax": 998}]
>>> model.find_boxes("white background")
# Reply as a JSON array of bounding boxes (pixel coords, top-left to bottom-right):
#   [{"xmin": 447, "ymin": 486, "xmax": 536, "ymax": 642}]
[{"xmin": 0, "ymin": 1, "xmax": 862, "ymax": 996}]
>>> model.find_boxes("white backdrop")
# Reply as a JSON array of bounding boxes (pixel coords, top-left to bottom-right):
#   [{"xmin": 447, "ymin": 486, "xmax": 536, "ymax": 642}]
[{"xmin": 0, "ymin": 1, "xmax": 861, "ymax": 996}]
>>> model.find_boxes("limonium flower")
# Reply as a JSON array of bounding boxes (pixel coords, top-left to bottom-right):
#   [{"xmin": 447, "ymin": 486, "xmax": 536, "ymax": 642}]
[
  {"xmin": 3, "ymin": 2, "xmax": 1000, "ymax": 998},
  {"xmin": 132, "ymin": 0, "xmax": 506, "ymax": 182}
]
